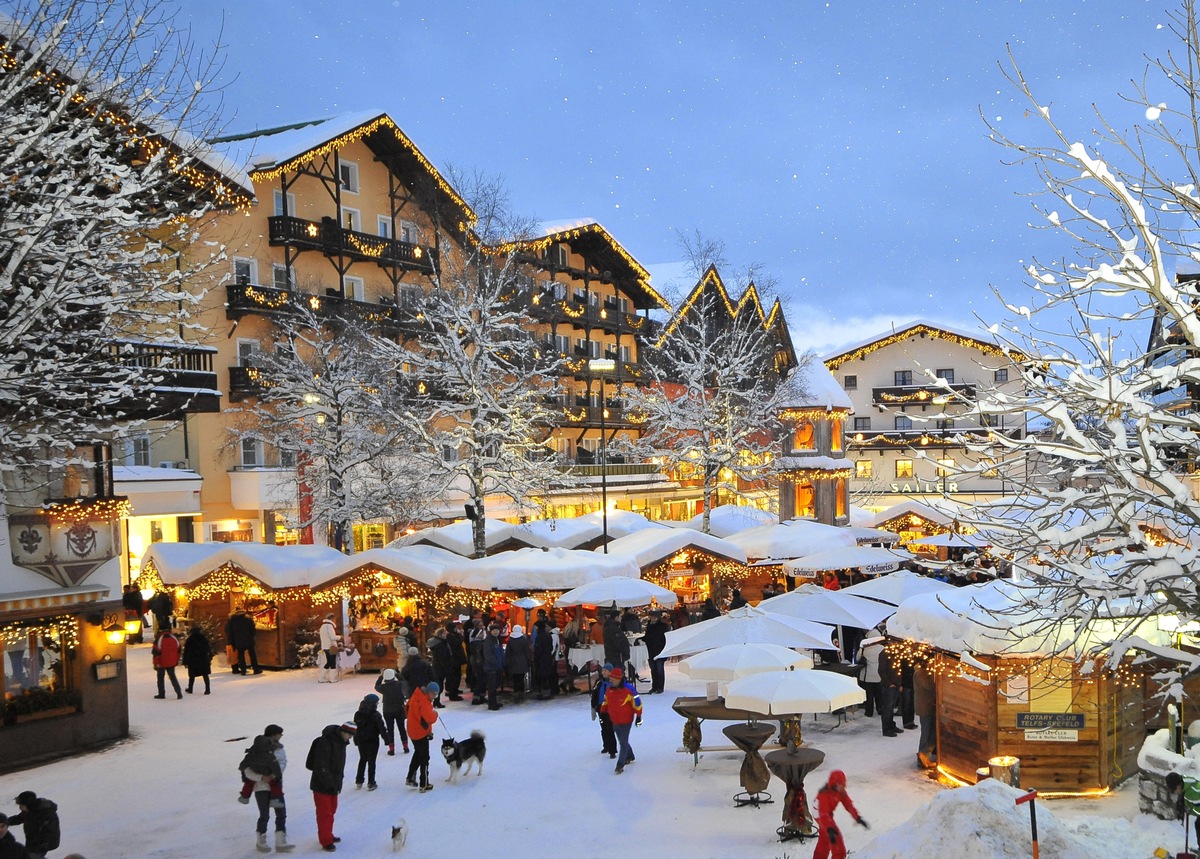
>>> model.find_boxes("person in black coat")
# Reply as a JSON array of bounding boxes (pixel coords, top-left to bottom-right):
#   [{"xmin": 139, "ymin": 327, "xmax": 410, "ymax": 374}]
[
  {"xmin": 121, "ymin": 583, "xmax": 145, "ymax": 643},
  {"xmin": 505, "ymin": 625, "xmax": 532, "ymax": 704},
  {"xmin": 181, "ymin": 626, "xmax": 213, "ymax": 694},
  {"xmin": 602, "ymin": 613, "xmax": 630, "ymax": 681},
  {"xmin": 700, "ymin": 598, "xmax": 721, "ymax": 620},
  {"xmin": 373, "ymin": 669, "xmax": 408, "ymax": 755},
  {"xmin": 352, "ymin": 695, "xmax": 387, "ymax": 790},
  {"xmin": 306, "ymin": 723, "xmax": 353, "ymax": 851},
  {"xmin": 8, "ymin": 792, "xmax": 56, "ymax": 859},
  {"xmin": 427, "ymin": 628, "xmax": 453, "ymax": 707},
  {"xmin": 532, "ymin": 619, "xmax": 557, "ymax": 700},
  {"xmin": 226, "ymin": 608, "xmax": 261, "ymax": 675},
  {"xmin": 0, "ymin": 814, "xmax": 29, "ymax": 859},
  {"xmin": 400, "ymin": 649, "xmax": 437, "ymax": 706},
  {"xmin": 147, "ymin": 590, "xmax": 174, "ymax": 633},
  {"xmin": 444, "ymin": 620, "xmax": 466, "ymax": 700},
  {"xmin": 642, "ymin": 612, "xmax": 671, "ymax": 694},
  {"xmin": 878, "ymin": 646, "xmax": 903, "ymax": 737}
]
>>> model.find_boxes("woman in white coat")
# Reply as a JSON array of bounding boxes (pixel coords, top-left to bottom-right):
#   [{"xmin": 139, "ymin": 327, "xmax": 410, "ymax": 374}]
[{"xmin": 317, "ymin": 613, "xmax": 340, "ymax": 683}]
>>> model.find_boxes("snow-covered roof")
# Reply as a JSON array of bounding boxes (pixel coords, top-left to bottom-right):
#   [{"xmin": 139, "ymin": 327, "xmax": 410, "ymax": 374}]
[
  {"xmin": 600, "ymin": 528, "xmax": 748, "ymax": 569},
  {"xmin": 781, "ymin": 359, "xmax": 853, "ymax": 411},
  {"xmin": 677, "ymin": 504, "xmax": 777, "ymax": 538},
  {"xmin": 778, "ymin": 455, "xmax": 854, "ymax": 471},
  {"xmin": 113, "ymin": 465, "xmax": 200, "ymax": 484},
  {"xmin": 870, "ymin": 499, "xmax": 962, "ymax": 529},
  {"xmin": 578, "ymin": 509, "xmax": 669, "ymax": 539},
  {"xmin": 311, "ymin": 545, "xmax": 459, "ymax": 590},
  {"xmin": 438, "ymin": 547, "xmax": 639, "ymax": 591},
  {"xmin": 511, "ymin": 518, "xmax": 604, "ymax": 550},
  {"xmin": 388, "ymin": 518, "xmax": 518, "ymax": 556},
  {"xmin": 142, "ymin": 542, "xmax": 348, "ymax": 589},
  {"xmin": 823, "ymin": 318, "xmax": 1013, "ymax": 369},
  {"xmin": 723, "ymin": 520, "xmax": 858, "ymax": 561}
]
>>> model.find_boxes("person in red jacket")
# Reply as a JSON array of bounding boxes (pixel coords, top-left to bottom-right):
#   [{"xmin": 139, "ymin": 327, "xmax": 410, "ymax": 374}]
[
  {"xmin": 600, "ymin": 667, "xmax": 642, "ymax": 774},
  {"xmin": 405, "ymin": 681, "xmax": 438, "ymax": 792},
  {"xmin": 812, "ymin": 770, "xmax": 868, "ymax": 859},
  {"xmin": 152, "ymin": 628, "xmax": 183, "ymax": 699}
]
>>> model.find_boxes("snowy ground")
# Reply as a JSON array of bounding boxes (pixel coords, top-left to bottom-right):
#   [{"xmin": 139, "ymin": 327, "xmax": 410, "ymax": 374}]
[{"xmin": 0, "ymin": 648, "xmax": 1184, "ymax": 859}]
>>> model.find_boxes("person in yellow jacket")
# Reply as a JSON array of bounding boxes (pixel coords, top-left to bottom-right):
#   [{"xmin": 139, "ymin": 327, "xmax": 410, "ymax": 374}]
[{"xmin": 405, "ymin": 681, "xmax": 439, "ymax": 792}]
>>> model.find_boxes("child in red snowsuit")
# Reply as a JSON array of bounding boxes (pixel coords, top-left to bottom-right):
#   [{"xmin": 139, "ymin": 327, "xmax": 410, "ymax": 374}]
[{"xmin": 812, "ymin": 770, "xmax": 868, "ymax": 859}]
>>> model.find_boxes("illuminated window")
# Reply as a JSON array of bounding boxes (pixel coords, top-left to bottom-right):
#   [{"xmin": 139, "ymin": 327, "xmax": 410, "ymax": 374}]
[
  {"xmin": 936, "ymin": 458, "xmax": 956, "ymax": 478},
  {"xmin": 836, "ymin": 478, "xmax": 847, "ymax": 517},
  {"xmin": 896, "ymin": 459, "xmax": 914, "ymax": 479},
  {"xmin": 793, "ymin": 420, "xmax": 815, "ymax": 451},
  {"xmin": 982, "ymin": 458, "xmax": 998, "ymax": 478},
  {"xmin": 795, "ymin": 482, "xmax": 815, "ymax": 517},
  {"xmin": 831, "ymin": 420, "xmax": 843, "ymax": 451},
  {"xmin": 855, "ymin": 460, "xmax": 873, "ymax": 479}
]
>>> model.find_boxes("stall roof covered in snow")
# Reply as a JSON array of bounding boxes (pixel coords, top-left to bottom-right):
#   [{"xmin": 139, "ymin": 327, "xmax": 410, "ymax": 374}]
[
  {"xmin": 388, "ymin": 518, "xmax": 517, "ymax": 556},
  {"xmin": 143, "ymin": 542, "xmax": 348, "ymax": 589},
  {"xmin": 724, "ymin": 519, "xmax": 857, "ymax": 561},
  {"xmin": 511, "ymin": 518, "xmax": 604, "ymax": 550},
  {"xmin": 677, "ymin": 504, "xmax": 777, "ymax": 538},
  {"xmin": 578, "ymin": 509, "xmax": 669, "ymax": 539},
  {"xmin": 311, "ymin": 545, "xmax": 460, "ymax": 590},
  {"xmin": 870, "ymin": 498, "xmax": 962, "ymax": 529},
  {"xmin": 600, "ymin": 528, "xmax": 748, "ymax": 569},
  {"xmin": 439, "ymin": 547, "xmax": 639, "ymax": 591}
]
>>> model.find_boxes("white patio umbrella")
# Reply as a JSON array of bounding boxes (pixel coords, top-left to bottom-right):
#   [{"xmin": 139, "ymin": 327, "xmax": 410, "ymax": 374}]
[
  {"xmin": 555, "ymin": 576, "xmax": 679, "ymax": 608},
  {"xmin": 658, "ymin": 604, "xmax": 834, "ymax": 658},
  {"xmin": 783, "ymin": 545, "xmax": 911, "ymax": 577},
  {"xmin": 842, "ymin": 526, "xmax": 900, "ymax": 546},
  {"xmin": 678, "ymin": 643, "xmax": 813, "ymax": 681},
  {"xmin": 762, "ymin": 585, "xmax": 896, "ymax": 631},
  {"xmin": 840, "ymin": 570, "xmax": 955, "ymax": 606},
  {"xmin": 724, "ymin": 669, "xmax": 866, "ymax": 715}
]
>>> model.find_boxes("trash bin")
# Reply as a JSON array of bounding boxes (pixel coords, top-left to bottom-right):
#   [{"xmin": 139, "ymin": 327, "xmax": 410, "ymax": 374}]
[
  {"xmin": 975, "ymin": 766, "xmax": 991, "ymax": 782},
  {"xmin": 988, "ymin": 755, "xmax": 1020, "ymax": 787}
]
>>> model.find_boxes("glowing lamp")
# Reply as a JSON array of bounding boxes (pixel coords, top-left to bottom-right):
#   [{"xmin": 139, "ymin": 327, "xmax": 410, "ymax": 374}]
[{"xmin": 124, "ymin": 618, "xmax": 142, "ymax": 636}]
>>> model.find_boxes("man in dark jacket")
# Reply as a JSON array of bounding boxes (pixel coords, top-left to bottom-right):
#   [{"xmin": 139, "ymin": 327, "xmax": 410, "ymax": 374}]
[
  {"xmin": 427, "ymin": 628, "xmax": 452, "ymax": 707},
  {"xmin": 147, "ymin": 589, "xmax": 173, "ymax": 633},
  {"xmin": 373, "ymin": 669, "xmax": 408, "ymax": 755},
  {"xmin": 306, "ymin": 723, "xmax": 354, "ymax": 852},
  {"xmin": 400, "ymin": 648, "xmax": 437, "ymax": 706},
  {"xmin": 0, "ymin": 814, "xmax": 30, "ymax": 859},
  {"xmin": 642, "ymin": 612, "xmax": 671, "ymax": 694},
  {"xmin": 602, "ymin": 612, "xmax": 631, "ymax": 682},
  {"xmin": 444, "ymin": 620, "xmax": 466, "ymax": 700},
  {"xmin": 8, "ymin": 793, "xmax": 56, "ymax": 859},
  {"xmin": 226, "ymin": 607, "xmax": 261, "ymax": 675},
  {"xmin": 481, "ymin": 624, "xmax": 506, "ymax": 710},
  {"xmin": 877, "ymin": 646, "xmax": 903, "ymax": 737}
]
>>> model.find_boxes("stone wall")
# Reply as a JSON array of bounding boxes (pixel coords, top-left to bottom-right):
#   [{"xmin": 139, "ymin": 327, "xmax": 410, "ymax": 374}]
[{"xmin": 1140, "ymin": 768, "xmax": 1183, "ymax": 820}]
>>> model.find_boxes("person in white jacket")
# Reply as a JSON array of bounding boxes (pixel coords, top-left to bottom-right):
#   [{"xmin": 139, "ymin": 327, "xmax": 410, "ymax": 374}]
[{"xmin": 318, "ymin": 614, "xmax": 340, "ymax": 683}]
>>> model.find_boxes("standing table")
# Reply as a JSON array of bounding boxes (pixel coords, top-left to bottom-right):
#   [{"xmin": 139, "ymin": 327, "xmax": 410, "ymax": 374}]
[
  {"xmin": 765, "ymin": 747, "xmax": 826, "ymax": 841},
  {"xmin": 723, "ymin": 723, "xmax": 777, "ymax": 807}
]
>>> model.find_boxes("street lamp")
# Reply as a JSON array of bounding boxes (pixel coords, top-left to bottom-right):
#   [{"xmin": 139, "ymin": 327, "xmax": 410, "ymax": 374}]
[{"xmin": 588, "ymin": 358, "xmax": 616, "ymax": 553}]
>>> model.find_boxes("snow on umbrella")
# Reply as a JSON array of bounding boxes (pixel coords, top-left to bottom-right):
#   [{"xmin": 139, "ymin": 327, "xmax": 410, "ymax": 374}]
[
  {"xmin": 724, "ymin": 669, "xmax": 865, "ymax": 716},
  {"xmin": 906, "ymin": 531, "xmax": 991, "ymax": 549},
  {"xmin": 783, "ymin": 545, "xmax": 911, "ymax": 577},
  {"xmin": 678, "ymin": 643, "xmax": 813, "ymax": 681},
  {"xmin": 841, "ymin": 526, "xmax": 900, "ymax": 546},
  {"xmin": 762, "ymin": 585, "xmax": 897, "ymax": 631},
  {"xmin": 658, "ymin": 604, "xmax": 834, "ymax": 659},
  {"xmin": 840, "ymin": 570, "xmax": 955, "ymax": 606},
  {"xmin": 555, "ymin": 576, "xmax": 679, "ymax": 608}
]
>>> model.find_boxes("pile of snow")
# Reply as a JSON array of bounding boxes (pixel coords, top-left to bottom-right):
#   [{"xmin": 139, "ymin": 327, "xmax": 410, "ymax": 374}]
[{"xmin": 857, "ymin": 778, "xmax": 1151, "ymax": 859}]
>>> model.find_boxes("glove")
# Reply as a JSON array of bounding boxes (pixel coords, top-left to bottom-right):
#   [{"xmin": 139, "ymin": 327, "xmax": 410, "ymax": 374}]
[
  {"xmin": 857, "ymin": 818, "xmax": 870, "ymax": 829},
  {"xmin": 420, "ymin": 718, "xmax": 428, "ymax": 729},
  {"xmin": 635, "ymin": 717, "xmax": 643, "ymax": 727},
  {"xmin": 827, "ymin": 828, "xmax": 839, "ymax": 845}
]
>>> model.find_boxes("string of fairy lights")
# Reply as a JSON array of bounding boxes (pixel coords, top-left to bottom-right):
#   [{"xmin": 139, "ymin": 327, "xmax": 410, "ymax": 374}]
[
  {"xmin": 825, "ymin": 324, "xmax": 1021, "ymax": 371},
  {"xmin": 1, "ymin": 616, "xmax": 79, "ymax": 651},
  {"xmin": 44, "ymin": 497, "xmax": 131, "ymax": 525}
]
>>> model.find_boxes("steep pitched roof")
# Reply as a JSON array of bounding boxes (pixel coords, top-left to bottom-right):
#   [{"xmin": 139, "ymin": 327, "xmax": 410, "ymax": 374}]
[{"xmin": 823, "ymin": 319, "xmax": 1017, "ymax": 370}]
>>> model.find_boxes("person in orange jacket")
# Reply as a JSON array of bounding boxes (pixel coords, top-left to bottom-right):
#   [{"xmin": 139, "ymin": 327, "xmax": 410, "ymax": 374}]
[
  {"xmin": 812, "ymin": 770, "xmax": 868, "ymax": 859},
  {"xmin": 405, "ymin": 681, "xmax": 439, "ymax": 792}
]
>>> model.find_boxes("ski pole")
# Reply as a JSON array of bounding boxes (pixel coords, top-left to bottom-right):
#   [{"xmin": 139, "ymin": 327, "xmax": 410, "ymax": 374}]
[{"xmin": 1015, "ymin": 789, "xmax": 1039, "ymax": 859}]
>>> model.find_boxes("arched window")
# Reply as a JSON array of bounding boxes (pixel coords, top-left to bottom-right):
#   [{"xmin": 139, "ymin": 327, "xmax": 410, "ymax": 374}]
[
  {"xmin": 835, "ymin": 478, "xmax": 847, "ymax": 518},
  {"xmin": 795, "ymin": 482, "xmax": 815, "ymax": 518},
  {"xmin": 831, "ymin": 419, "xmax": 843, "ymax": 452},
  {"xmin": 793, "ymin": 420, "xmax": 815, "ymax": 451}
]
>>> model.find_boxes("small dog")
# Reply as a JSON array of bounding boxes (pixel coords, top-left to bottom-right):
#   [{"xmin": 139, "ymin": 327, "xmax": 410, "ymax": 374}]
[
  {"xmin": 390, "ymin": 818, "xmax": 408, "ymax": 851},
  {"xmin": 441, "ymin": 730, "xmax": 486, "ymax": 783}
]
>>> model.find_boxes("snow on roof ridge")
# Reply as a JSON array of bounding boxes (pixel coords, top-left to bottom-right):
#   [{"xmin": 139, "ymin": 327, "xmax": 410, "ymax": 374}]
[
  {"xmin": 536, "ymin": 218, "xmax": 600, "ymax": 237},
  {"xmin": 822, "ymin": 317, "xmax": 1003, "ymax": 363}
]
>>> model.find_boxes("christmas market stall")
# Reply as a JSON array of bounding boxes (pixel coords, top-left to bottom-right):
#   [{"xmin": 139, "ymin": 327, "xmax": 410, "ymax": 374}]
[
  {"xmin": 310, "ymin": 545, "xmax": 455, "ymax": 670},
  {"xmin": 390, "ymin": 518, "xmax": 522, "ymax": 556},
  {"xmin": 139, "ymin": 543, "xmax": 344, "ymax": 669},
  {"xmin": 868, "ymin": 499, "xmax": 961, "ymax": 557},
  {"xmin": 886, "ymin": 579, "xmax": 1166, "ymax": 794},
  {"xmin": 602, "ymin": 529, "xmax": 750, "ymax": 612}
]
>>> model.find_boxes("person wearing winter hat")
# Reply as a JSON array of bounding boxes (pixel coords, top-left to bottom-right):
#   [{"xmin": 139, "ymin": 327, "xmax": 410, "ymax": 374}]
[
  {"xmin": 9, "ymin": 790, "xmax": 59, "ymax": 859},
  {"xmin": 427, "ymin": 627, "xmax": 452, "ymax": 708},
  {"xmin": 601, "ymin": 666, "xmax": 642, "ymax": 774},
  {"xmin": 590, "ymin": 663, "xmax": 617, "ymax": 758},
  {"xmin": 317, "ymin": 614, "xmax": 339, "ymax": 684},
  {"xmin": 813, "ymin": 770, "xmax": 868, "ymax": 859},
  {"xmin": 0, "ymin": 813, "xmax": 28, "ymax": 859},
  {"xmin": 505, "ymin": 624, "xmax": 532, "ymax": 704},
  {"xmin": 351, "ymin": 694, "xmax": 386, "ymax": 791},
  {"xmin": 306, "ymin": 724, "xmax": 354, "ymax": 852},
  {"xmin": 401, "ymin": 644, "xmax": 436, "ymax": 705},
  {"xmin": 405, "ymin": 681, "xmax": 438, "ymax": 792},
  {"xmin": 374, "ymin": 668, "xmax": 409, "ymax": 755}
]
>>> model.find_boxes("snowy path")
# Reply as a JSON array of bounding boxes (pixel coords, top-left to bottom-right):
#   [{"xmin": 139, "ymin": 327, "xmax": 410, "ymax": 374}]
[{"xmin": 0, "ymin": 648, "xmax": 1179, "ymax": 858}]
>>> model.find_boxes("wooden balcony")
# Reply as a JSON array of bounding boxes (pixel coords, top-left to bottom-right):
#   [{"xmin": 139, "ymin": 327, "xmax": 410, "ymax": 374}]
[
  {"xmin": 847, "ymin": 426, "xmax": 1024, "ymax": 448},
  {"xmin": 267, "ymin": 215, "xmax": 437, "ymax": 273},
  {"xmin": 522, "ymin": 286, "xmax": 648, "ymax": 334},
  {"xmin": 871, "ymin": 382, "xmax": 976, "ymax": 407},
  {"xmin": 225, "ymin": 281, "xmax": 422, "ymax": 334},
  {"xmin": 109, "ymin": 341, "xmax": 220, "ymax": 416}
]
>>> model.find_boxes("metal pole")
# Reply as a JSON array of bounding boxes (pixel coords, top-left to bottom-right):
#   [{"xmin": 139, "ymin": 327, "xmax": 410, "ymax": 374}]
[
  {"xmin": 600, "ymin": 373, "xmax": 608, "ymax": 553},
  {"xmin": 1015, "ymin": 789, "xmax": 1039, "ymax": 859}
]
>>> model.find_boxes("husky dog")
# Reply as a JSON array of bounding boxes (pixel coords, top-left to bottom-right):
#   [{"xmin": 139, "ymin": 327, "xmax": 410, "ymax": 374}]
[
  {"xmin": 390, "ymin": 818, "xmax": 408, "ymax": 851},
  {"xmin": 440, "ymin": 730, "xmax": 486, "ymax": 783}
]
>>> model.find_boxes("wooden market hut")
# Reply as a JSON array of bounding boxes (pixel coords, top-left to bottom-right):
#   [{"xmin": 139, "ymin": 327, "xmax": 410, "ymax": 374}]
[
  {"xmin": 308, "ymin": 546, "xmax": 450, "ymax": 670},
  {"xmin": 601, "ymin": 529, "xmax": 751, "ymax": 610},
  {"xmin": 140, "ymin": 543, "xmax": 344, "ymax": 669},
  {"xmin": 886, "ymin": 579, "xmax": 1162, "ymax": 794}
]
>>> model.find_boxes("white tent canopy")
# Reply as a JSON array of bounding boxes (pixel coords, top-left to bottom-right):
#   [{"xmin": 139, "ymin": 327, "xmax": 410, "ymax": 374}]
[
  {"xmin": 556, "ymin": 576, "xmax": 678, "ymax": 608},
  {"xmin": 439, "ymin": 546, "xmax": 639, "ymax": 591},
  {"xmin": 906, "ymin": 531, "xmax": 991, "ymax": 549},
  {"xmin": 763, "ymin": 584, "xmax": 897, "ymax": 631},
  {"xmin": 659, "ymin": 604, "xmax": 835, "ymax": 658},
  {"xmin": 783, "ymin": 545, "xmax": 911, "ymax": 576},
  {"xmin": 842, "ymin": 526, "xmax": 901, "ymax": 546},
  {"xmin": 840, "ymin": 570, "xmax": 954, "ymax": 606}
]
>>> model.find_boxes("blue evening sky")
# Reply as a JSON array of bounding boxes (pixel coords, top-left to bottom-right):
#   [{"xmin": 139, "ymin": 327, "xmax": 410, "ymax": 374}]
[{"xmin": 178, "ymin": 1, "xmax": 1166, "ymax": 353}]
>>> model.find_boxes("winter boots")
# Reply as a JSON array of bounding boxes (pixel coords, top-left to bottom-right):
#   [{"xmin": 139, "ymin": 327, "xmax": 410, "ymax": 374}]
[
  {"xmin": 275, "ymin": 831, "xmax": 295, "ymax": 853},
  {"xmin": 256, "ymin": 832, "xmax": 271, "ymax": 853},
  {"xmin": 317, "ymin": 667, "xmax": 339, "ymax": 683},
  {"xmin": 388, "ymin": 743, "xmax": 395, "ymax": 756}
]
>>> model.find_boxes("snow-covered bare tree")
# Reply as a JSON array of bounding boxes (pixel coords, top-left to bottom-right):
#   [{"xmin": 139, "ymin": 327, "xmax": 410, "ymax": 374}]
[
  {"xmin": 954, "ymin": 0, "xmax": 1200, "ymax": 667},
  {"xmin": 395, "ymin": 170, "xmax": 569, "ymax": 558},
  {"xmin": 620, "ymin": 268, "xmax": 809, "ymax": 534},
  {"xmin": 226, "ymin": 302, "xmax": 433, "ymax": 552},
  {"xmin": 0, "ymin": 0, "xmax": 242, "ymax": 476}
]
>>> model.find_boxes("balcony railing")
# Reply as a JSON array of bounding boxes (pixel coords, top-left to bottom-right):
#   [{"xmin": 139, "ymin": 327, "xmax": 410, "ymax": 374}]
[
  {"xmin": 267, "ymin": 215, "xmax": 437, "ymax": 273},
  {"xmin": 226, "ymin": 281, "xmax": 423, "ymax": 333},
  {"xmin": 871, "ymin": 382, "xmax": 976, "ymax": 406},
  {"xmin": 847, "ymin": 426, "xmax": 1024, "ymax": 447},
  {"xmin": 521, "ymin": 286, "xmax": 648, "ymax": 334},
  {"xmin": 109, "ymin": 340, "xmax": 220, "ymax": 416}
]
